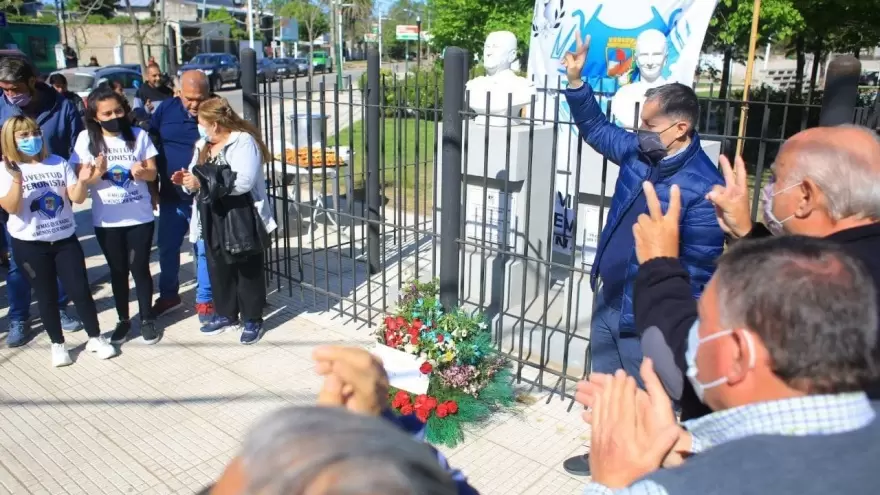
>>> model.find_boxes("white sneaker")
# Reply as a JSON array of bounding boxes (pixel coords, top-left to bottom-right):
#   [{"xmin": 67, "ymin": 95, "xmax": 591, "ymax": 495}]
[
  {"xmin": 85, "ymin": 337, "xmax": 118, "ymax": 360},
  {"xmin": 51, "ymin": 343, "xmax": 73, "ymax": 368}
]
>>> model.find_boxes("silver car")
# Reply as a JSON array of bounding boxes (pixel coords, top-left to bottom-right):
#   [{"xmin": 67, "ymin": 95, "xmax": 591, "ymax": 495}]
[{"xmin": 49, "ymin": 66, "xmax": 143, "ymax": 105}]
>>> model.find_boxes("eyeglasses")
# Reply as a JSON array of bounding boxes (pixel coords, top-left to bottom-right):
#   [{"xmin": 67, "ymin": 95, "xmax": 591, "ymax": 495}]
[{"xmin": 14, "ymin": 130, "xmax": 42, "ymax": 139}]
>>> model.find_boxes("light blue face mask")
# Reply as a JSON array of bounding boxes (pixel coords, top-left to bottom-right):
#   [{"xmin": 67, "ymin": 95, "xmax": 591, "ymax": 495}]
[
  {"xmin": 198, "ymin": 124, "xmax": 210, "ymax": 142},
  {"xmin": 16, "ymin": 136, "xmax": 43, "ymax": 157},
  {"xmin": 685, "ymin": 319, "xmax": 756, "ymax": 403}
]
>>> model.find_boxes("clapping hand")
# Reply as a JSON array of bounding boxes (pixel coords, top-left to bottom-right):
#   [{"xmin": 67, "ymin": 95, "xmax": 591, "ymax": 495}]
[
  {"xmin": 633, "ymin": 182, "xmax": 681, "ymax": 264},
  {"xmin": 5, "ymin": 160, "xmax": 22, "ymax": 181},
  {"xmin": 170, "ymin": 170, "xmax": 185, "ymax": 185},
  {"xmin": 77, "ymin": 162, "xmax": 99, "ymax": 183},
  {"xmin": 93, "ymin": 153, "xmax": 107, "ymax": 177},
  {"xmin": 130, "ymin": 161, "xmax": 148, "ymax": 180},
  {"xmin": 587, "ymin": 363, "xmax": 683, "ymax": 489},
  {"xmin": 313, "ymin": 345, "xmax": 389, "ymax": 417},
  {"xmin": 181, "ymin": 171, "xmax": 200, "ymax": 191},
  {"xmin": 561, "ymin": 30, "xmax": 590, "ymax": 87},
  {"xmin": 706, "ymin": 155, "xmax": 753, "ymax": 238}
]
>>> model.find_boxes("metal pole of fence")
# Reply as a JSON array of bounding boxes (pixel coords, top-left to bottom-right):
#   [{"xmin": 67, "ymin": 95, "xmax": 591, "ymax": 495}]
[
  {"xmin": 819, "ymin": 55, "xmax": 861, "ymax": 127},
  {"xmin": 439, "ymin": 47, "xmax": 466, "ymax": 309},
  {"xmin": 241, "ymin": 48, "xmax": 259, "ymax": 131},
  {"xmin": 366, "ymin": 47, "xmax": 382, "ymax": 274}
]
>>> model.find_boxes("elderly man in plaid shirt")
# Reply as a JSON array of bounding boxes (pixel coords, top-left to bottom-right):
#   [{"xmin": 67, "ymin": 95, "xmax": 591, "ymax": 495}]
[{"xmin": 577, "ymin": 235, "xmax": 880, "ymax": 495}]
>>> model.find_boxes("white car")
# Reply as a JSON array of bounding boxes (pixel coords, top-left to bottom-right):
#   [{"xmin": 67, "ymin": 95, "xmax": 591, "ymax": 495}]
[{"xmin": 49, "ymin": 66, "xmax": 144, "ymax": 107}]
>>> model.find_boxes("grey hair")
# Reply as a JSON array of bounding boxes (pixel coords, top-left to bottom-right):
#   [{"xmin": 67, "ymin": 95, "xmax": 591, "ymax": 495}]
[
  {"xmin": 644, "ymin": 82, "xmax": 700, "ymax": 134},
  {"xmin": 0, "ymin": 56, "xmax": 36, "ymax": 84},
  {"xmin": 713, "ymin": 235, "xmax": 878, "ymax": 394},
  {"xmin": 239, "ymin": 406, "xmax": 458, "ymax": 495},
  {"xmin": 783, "ymin": 125, "xmax": 880, "ymax": 220}
]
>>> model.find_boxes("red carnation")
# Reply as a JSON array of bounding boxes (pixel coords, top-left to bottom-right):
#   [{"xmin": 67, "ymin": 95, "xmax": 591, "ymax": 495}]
[
  {"xmin": 385, "ymin": 316, "xmax": 397, "ymax": 330},
  {"xmin": 411, "ymin": 319, "xmax": 423, "ymax": 330},
  {"xmin": 436, "ymin": 333, "xmax": 444, "ymax": 343},
  {"xmin": 415, "ymin": 408, "xmax": 431, "ymax": 423},
  {"xmin": 392, "ymin": 390, "xmax": 411, "ymax": 408},
  {"xmin": 420, "ymin": 362, "xmax": 433, "ymax": 374},
  {"xmin": 414, "ymin": 394, "xmax": 429, "ymax": 407},
  {"xmin": 445, "ymin": 400, "xmax": 458, "ymax": 414},
  {"xmin": 436, "ymin": 403, "xmax": 449, "ymax": 418},
  {"xmin": 395, "ymin": 316, "xmax": 406, "ymax": 328},
  {"xmin": 410, "ymin": 334, "xmax": 419, "ymax": 345},
  {"xmin": 400, "ymin": 403, "xmax": 414, "ymax": 415}
]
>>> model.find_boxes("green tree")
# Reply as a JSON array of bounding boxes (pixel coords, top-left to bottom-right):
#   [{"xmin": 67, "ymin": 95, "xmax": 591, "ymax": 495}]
[
  {"xmin": 280, "ymin": 0, "xmax": 329, "ymax": 77},
  {"xmin": 427, "ymin": 0, "xmax": 532, "ymax": 68},
  {"xmin": 207, "ymin": 9, "xmax": 248, "ymax": 41},
  {"xmin": 704, "ymin": 0, "xmax": 803, "ymax": 98}
]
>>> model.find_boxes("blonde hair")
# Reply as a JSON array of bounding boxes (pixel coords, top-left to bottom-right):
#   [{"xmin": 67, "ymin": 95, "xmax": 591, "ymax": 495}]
[
  {"xmin": 198, "ymin": 96, "xmax": 270, "ymax": 164},
  {"xmin": 0, "ymin": 116, "xmax": 48, "ymax": 163}
]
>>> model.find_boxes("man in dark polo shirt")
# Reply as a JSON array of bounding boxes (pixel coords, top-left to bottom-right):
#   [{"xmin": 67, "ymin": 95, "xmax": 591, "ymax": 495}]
[
  {"xmin": 149, "ymin": 70, "xmax": 213, "ymax": 322},
  {"xmin": 135, "ymin": 63, "xmax": 173, "ymax": 115}
]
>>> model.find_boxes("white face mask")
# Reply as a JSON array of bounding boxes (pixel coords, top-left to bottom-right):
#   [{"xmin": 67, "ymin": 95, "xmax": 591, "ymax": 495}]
[
  {"xmin": 685, "ymin": 319, "xmax": 756, "ymax": 403},
  {"xmin": 761, "ymin": 180, "xmax": 802, "ymax": 235}
]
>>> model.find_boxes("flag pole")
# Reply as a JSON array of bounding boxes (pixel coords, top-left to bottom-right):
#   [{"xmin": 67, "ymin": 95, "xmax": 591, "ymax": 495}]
[{"xmin": 735, "ymin": 0, "xmax": 762, "ymax": 157}]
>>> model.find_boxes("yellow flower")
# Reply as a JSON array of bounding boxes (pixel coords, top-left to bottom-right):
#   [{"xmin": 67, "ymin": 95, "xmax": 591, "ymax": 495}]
[{"xmin": 443, "ymin": 350, "xmax": 455, "ymax": 362}]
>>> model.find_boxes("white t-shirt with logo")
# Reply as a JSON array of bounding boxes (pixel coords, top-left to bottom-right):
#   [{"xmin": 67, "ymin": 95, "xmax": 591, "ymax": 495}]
[
  {"xmin": 0, "ymin": 155, "xmax": 78, "ymax": 242},
  {"xmin": 70, "ymin": 127, "xmax": 158, "ymax": 228}
]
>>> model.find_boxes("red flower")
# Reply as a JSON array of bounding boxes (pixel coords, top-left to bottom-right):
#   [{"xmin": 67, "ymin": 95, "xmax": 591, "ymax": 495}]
[
  {"xmin": 395, "ymin": 316, "xmax": 406, "ymax": 329},
  {"xmin": 385, "ymin": 316, "xmax": 398, "ymax": 331},
  {"xmin": 411, "ymin": 319, "xmax": 423, "ymax": 331},
  {"xmin": 400, "ymin": 404, "xmax": 414, "ymax": 415},
  {"xmin": 410, "ymin": 334, "xmax": 419, "ymax": 346},
  {"xmin": 445, "ymin": 400, "xmax": 458, "ymax": 414},
  {"xmin": 436, "ymin": 403, "xmax": 449, "ymax": 418},
  {"xmin": 415, "ymin": 408, "xmax": 431, "ymax": 423},
  {"xmin": 419, "ymin": 362, "xmax": 433, "ymax": 374},
  {"xmin": 436, "ymin": 333, "xmax": 444, "ymax": 343},
  {"xmin": 392, "ymin": 391, "xmax": 411, "ymax": 408}
]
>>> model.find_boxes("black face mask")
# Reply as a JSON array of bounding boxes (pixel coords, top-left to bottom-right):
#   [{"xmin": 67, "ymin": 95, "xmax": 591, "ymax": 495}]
[
  {"xmin": 637, "ymin": 122, "xmax": 679, "ymax": 164},
  {"xmin": 98, "ymin": 117, "xmax": 130, "ymax": 133}
]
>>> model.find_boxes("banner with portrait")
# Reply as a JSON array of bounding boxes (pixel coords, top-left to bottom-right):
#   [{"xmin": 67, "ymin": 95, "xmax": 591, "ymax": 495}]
[{"xmin": 526, "ymin": 0, "xmax": 718, "ymax": 255}]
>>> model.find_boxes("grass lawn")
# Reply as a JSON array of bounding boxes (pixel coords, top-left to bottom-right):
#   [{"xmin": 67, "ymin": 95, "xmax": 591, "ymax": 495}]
[{"xmin": 328, "ymin": 117, "xmax": 437, "ymax": 210}]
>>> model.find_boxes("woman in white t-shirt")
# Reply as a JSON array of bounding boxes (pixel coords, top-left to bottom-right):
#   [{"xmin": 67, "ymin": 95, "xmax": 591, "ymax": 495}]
[
  {"xmin": 70, "ymin": 86, "xmax": 161, "ymax": 346},
  {"xmin": 0, "ymin": 116, "xmax": 118, "ymax": 367}
]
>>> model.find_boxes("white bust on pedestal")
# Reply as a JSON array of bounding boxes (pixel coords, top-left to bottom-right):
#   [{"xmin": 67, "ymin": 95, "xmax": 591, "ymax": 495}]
[
  {"xmin": 466, "ymin": 31, "xmax": 536, "ymax": 127},
  {"xmin": 611, "ymin": 29, "xmax": 669, "ymax": 129}
]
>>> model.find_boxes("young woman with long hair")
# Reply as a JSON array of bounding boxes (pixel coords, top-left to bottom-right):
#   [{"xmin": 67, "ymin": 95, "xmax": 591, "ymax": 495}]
[
  {"xmin": 0, "ymin": 116, "xmax": 117, "ymax": 367},
  {"xmin": 70, "ymin": 86, "xmax": 161, "ymax": 345},
  {"xmin": 171, "ymin": 96, "xmax": 275, "ymax": 345}
]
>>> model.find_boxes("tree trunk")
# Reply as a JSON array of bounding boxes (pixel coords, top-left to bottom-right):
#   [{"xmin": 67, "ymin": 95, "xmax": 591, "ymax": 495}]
[
  {"xmin": 719, "ymin": 46, "xmax": 733, "ymax": 99},
  {"xmin": 794, "ymin": 35, "xmax": 805, "ymax": 96},
  {"xmin": 808, "ymin": 48, "xmax": 822, "ymax": 96},
  {"xmin": 124, "ymin": 0, "xmax": 148, "ymax": 74},
  {"xmin": 307, "ymin": 28, "xmax": 315, "ymax": 79}
]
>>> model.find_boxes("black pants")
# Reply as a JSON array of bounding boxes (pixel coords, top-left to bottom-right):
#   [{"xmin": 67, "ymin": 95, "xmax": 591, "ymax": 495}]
[
  {"xmin": 94, "ymin": 222, "xmax": 155, "ymax": 322},
  {"xmin": 204, "ymin": 246, "xmax": 265, "ymax": 322},
  {"xmin": 10, "ymin": 235, "xmax": 101, "ymax": 344}
]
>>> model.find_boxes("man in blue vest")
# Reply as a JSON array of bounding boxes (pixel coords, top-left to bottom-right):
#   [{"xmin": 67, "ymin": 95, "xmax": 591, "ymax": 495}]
[
  {"xmin": 0, "ymin": 56, "xmax": 84, "ymax": 347},
  {"xmin": 559, "ymin": 32, "xmax": 724, "ymax": 475},
  {"xmin": 148, "ymin": 70, "xmax": 214, "ymax": 322}
]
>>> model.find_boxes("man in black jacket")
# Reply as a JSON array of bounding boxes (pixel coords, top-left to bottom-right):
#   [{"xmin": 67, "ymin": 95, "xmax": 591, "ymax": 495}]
[{"xmin": 633, "ymin": 125, "xmax": 880, "ymax": 419}]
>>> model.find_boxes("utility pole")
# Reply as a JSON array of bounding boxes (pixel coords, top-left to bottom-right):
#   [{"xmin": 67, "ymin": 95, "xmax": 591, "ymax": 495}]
[
  {"xmin": 159, "ymin": 0, "xmax": 167, "ymax": 72},
  {"xmin": 377, "ymin": 15, "xmax": 384, "ymax": 66},
  {"xmin": 246, "ymin": 0, "xmax": 255, "ymax": 49}
]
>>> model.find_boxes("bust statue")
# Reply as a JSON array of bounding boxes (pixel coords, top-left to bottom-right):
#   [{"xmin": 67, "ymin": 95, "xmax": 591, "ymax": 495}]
[
  {"xmin": 466, "ymin": 31, "xmax": 536, "ymax": 126},
  {"xmin": 611, "ymin": 29, "xmax": 669, "ymax": 128}
]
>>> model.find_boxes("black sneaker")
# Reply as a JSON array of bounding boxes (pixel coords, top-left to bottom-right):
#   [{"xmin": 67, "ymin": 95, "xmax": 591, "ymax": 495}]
[
  {"xmin": 110, "ymin": 320, "xmax": 131, "ymax": 345},
  {"xmin": 562, "ymin": 454, "xmax": 590, "ymax": 476},
  {"xmin": 140, "ymin": 320, "xmax": 161, "ymax": 345}
]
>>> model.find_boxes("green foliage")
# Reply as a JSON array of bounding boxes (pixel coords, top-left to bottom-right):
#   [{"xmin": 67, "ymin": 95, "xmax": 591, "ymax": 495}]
[
  {"xmin": 8, "ymin": 15, "xmax": 57, "ymax": 25},
  {"xmin": 359, "ymin": 68, "xmax": 444, "ymax": 119},
  {"xmin": 206, "ymin": 10, "xmax": 247, "ymax": 41},
  {"xmin": 706, "ymin": 0, "xmax": 802, "ymax": 60},
  {"xmin": 279, "ymin": 0, "xmax": 329, "ymax": 43},
  {"xmin": 428, "ymin": 0, "xmax": 533, "ymax": 67}
]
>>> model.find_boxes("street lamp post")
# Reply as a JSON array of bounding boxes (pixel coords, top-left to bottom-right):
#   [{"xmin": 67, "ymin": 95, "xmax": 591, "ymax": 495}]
[
  {"xmin": 416, "ymin": 15, "xmax": 421, "ymax": 73},
  {"xmin": 334, "ymin": 1, "xmax": 353, "ymax": 88}
]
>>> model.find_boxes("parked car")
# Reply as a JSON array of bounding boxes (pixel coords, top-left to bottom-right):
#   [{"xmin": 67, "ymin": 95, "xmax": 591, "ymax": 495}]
[
  {"xmin": 271, "ymin": 58, "xmax": 295, "ymax": 78},
  {"xmin": 48, "ymin": 66, "xmax": 143, "ymax": 106},
  {"xmin": 860, "ymin": 71, "xmax": 879, "ymax": 87},
  {"xmin": 257, "ymin": 57, "xmax": 279, "ymax": 82},
  {"xmin": 311, "ymin": 51, "xmax": 333, "ymax": 73},
  {"xmin": 108, "ymin": 63, "xmax": 142, "ymax": 74},
  {"xmin": 290, "ymin": 58, "xmax": 310, "ymax": 76},
  {"xmin": 177, "ymin": 53, "xmax": 241, "ymax": 92}
]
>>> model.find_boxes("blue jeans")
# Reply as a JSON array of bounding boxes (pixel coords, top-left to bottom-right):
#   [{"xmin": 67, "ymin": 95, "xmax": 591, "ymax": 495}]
[
  {"xmin": 5, "ymin": 229, "xmax": 69, "ymax": 322},
  {"xmin": 157, "ymin": 201, "xmax": 212, "ymax": 302},
  {"xmin": 589, "ymin": 287, "xmax": 644, "ymax": 388},
  {"xmin": 193, "ymin": 239, "xmax": 212, "ymax": 304}
]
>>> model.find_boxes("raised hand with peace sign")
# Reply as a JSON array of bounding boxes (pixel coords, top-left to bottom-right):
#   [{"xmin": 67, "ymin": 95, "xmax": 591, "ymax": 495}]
[
  {"xmin": 706, "ymin": 155, "xmax": 753, "ymax": 238},
  {"xmin": 633, "ymin": 181, "xmax": 682, "ymax": 264},
  {"xmin": 561, "ymin": 30, "xmax": 590, "ymax": 88}
]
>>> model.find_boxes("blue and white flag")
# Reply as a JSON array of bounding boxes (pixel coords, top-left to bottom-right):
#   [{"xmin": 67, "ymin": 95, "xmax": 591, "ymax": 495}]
[{"xmin": 526, "ymin": 0, "xmax": 718, "ymax": 255}]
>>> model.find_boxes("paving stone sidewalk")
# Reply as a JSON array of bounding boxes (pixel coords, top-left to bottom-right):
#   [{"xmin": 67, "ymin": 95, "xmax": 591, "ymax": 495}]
[{"xmin": 0, "ymin": 204, "xmax": 590, "ymax": 495}]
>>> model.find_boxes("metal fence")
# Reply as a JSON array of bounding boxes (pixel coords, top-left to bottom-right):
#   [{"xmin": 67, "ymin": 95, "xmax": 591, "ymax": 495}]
[{"xmin": 245, "ymin": 48, "xmax": 877, "ymax": 400}]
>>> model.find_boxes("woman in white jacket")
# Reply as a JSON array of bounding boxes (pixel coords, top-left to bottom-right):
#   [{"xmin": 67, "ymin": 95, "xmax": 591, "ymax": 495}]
[{"xmin": 171, "ymin": 97, "xmax": 275, "ymax": 344}]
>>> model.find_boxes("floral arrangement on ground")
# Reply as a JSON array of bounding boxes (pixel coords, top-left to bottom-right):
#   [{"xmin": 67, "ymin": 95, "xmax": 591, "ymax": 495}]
[{"xmin": 375, "ymin": 279, "xmax": 516, "ymax": 447}]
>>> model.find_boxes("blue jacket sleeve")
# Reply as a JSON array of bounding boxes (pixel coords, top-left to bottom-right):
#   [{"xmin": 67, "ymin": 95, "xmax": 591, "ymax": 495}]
[
  {"xmin": 563, "ymin": 83, "xmax": 640, "ymax": 165},
  {"xmin": 381, "ymin": 410, "xmax": 480, "ymax": 495},
  {"xmin": 67, "ymin": 102, "xmax": 84, "ymax": 158},
  {"xmin": 679, "ymin": 192, "xmax": 724, "ymax": 299}
]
